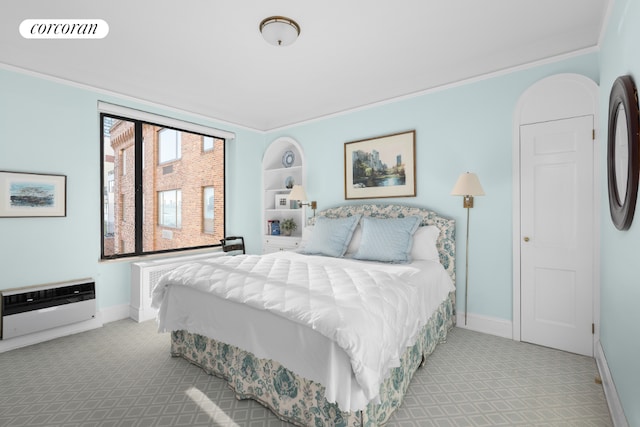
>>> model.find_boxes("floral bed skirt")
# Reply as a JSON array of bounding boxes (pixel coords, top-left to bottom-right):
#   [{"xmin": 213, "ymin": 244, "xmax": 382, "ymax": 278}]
[{"xmin": 170, "ymin": 291, "xmax": 454, "ymax": 427}]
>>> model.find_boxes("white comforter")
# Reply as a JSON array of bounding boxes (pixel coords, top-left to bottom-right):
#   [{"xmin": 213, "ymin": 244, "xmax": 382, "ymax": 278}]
[{"xmin": 151, "ymin": 251, "xmax": 454, "ymax": 404}]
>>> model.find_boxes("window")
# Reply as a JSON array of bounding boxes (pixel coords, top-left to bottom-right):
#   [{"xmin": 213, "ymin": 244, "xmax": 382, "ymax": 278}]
[
  {"xmin": 100, "ymin": 108, "xmax": 227, "ymax": 259},
  {"xmin": 120, "ymin": 149, "xmax": 126, "ymax": 176},
  {"xmin": 158, "ymin": 128, "xmax": 181, "ymax": 164},
  {"xmin": 203, "ymin": 136, "xmax": 215, "ymax": 152},
  {"xmin": 120, "ymin": 194, "xmax": 125, "ymax": 222},
  {"xmin": 203, "ymin": 186, "xmax": 214, "ymax": 234},
  {"xmin": 158, "ymin": 190, "xmax": 182, "ymax": 228}
]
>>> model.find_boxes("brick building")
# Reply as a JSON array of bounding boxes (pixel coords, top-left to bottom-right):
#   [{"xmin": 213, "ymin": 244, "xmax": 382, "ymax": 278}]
[{"xmin": 106, "ymin": 120, "xmax": 224, "ymax": 256}]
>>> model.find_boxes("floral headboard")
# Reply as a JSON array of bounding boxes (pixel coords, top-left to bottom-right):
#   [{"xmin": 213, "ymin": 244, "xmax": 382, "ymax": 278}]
[{"xmin": 308, "ymin": 203, "xmax": 455, "ymax": 283}]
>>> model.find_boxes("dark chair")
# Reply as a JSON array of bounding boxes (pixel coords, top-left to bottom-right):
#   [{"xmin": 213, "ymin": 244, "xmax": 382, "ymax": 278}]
[{"xmin": 220, "ymin": 236, "xmax": 245, "ymax": 254}]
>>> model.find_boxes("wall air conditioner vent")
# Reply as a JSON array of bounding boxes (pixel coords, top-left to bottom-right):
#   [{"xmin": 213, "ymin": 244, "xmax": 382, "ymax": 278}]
[{"xmin": 1, "ymin": 279, "xmax": 96, "ymax": 340}]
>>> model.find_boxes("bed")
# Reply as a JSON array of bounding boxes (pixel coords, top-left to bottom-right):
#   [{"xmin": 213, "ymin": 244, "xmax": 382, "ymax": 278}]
[{"xmin": 151, "ymin": 204, "xmax": 456, "ymax": 426}]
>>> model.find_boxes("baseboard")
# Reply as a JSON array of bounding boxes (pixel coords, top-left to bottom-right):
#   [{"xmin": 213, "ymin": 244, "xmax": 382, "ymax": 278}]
[
  {"xmin": 0, "ymin": 317, "xmax": 103, "ymax": 353},
  {"xmin": 129, "ymin": 305, "xmax": 158, "ymax": 323},
  {"xmin": 100, "ymin": 303, "xmax": 131, "ymax": 324},
  {"xmin": 595, "ymin": 340, "xmax": 629, "ymax": 427},
  {"xmin": 456, "ymin": 312, "xmax": 513, "ymax": 339},
  {"xmin": 0, "ymin": 303, "xmax": 131, "ymax": 353}
]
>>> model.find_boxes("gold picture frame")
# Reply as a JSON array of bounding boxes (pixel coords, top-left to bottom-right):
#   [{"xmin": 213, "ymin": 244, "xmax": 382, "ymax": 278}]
[{"xmin": 344, "ymin": 130, "xmax": 416, "ymax": 199}]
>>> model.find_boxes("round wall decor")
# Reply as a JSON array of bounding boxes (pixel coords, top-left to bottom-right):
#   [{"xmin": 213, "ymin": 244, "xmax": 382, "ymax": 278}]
[
  {"xmin": 282, "ymin": 150, "xmax": 295, "ymax": 168},
  {"xmin": 608, "ymin": 75, "xmax": 640, "ymax": 230}
]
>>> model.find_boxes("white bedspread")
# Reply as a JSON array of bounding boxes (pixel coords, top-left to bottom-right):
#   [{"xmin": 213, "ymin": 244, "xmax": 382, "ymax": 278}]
[{"xmin": 151, "ymin": 251, "xmax": 454, "ymax": 405}]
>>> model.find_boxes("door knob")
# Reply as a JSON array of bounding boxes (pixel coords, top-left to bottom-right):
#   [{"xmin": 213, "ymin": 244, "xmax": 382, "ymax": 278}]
[{"xmin": 523, "ymin": 237, "xmax": 530, "ymax": 242}]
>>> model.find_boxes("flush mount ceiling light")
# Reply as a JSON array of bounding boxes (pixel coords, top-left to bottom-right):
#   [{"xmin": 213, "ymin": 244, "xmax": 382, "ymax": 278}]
[{"xmin": 259, "ymin": 16, "xmax": 300, "ymax": 46}]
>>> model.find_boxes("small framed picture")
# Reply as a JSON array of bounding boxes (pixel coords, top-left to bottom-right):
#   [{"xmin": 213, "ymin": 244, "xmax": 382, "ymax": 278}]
[
  {"xmin": 274, "ymin": 194, "xmax": 289, "ymax": 210},
  {"xmin": 0, "ymin": 171, "xmax": 67, "ymax": 217}
]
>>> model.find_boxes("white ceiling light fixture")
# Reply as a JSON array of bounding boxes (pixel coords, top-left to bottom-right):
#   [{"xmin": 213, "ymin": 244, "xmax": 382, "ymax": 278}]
[{"xmin": 259, "ymin": 16, "xmax": 300, "ymax": 47}]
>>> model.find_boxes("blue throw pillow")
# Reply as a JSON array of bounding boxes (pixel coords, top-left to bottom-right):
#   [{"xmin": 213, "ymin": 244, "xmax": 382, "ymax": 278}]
[
  {"xmin": 353, "ymin": 216, "xmax": 421, "ymax": 263},
  {"xmin": 301, "ymin": 215, "xmax": 361, "ymax": 257}
]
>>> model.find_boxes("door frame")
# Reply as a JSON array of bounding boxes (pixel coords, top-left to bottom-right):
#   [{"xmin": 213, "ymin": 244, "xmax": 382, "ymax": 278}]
[{"xmin": 512, "ymin": 73, "xmax": 600, "ymax": 344}]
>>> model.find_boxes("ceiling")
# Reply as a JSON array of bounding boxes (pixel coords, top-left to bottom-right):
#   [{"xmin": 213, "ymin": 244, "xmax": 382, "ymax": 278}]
[{"xmin": 1, "ymin": 1, "xmax": 610, "ymax": 131}]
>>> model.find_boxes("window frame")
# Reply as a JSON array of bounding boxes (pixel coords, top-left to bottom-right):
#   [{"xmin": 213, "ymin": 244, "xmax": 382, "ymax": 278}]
[{"xmin": 100, "ymin": 109, "xmax": 228, "ymax": 260}]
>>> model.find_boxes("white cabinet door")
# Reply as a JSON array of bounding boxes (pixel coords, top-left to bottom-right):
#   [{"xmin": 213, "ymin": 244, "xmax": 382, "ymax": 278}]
[
  {"xmin": 263, "ymin": 236, "xmax": 301, "ymax": 254},
  {"xmin": 520, "ymin": 115, "xmax": 594, "ymax": 356}
]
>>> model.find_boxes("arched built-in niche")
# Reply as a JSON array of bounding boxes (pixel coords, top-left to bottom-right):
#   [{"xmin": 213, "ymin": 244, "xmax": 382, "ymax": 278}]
[{"xmin": 262, "ymin": 136, "xmax": 306, "ymax": 253}]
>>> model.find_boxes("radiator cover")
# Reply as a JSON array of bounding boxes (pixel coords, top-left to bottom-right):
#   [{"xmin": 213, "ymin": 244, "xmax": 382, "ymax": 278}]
[
  {"xmin": 1, "ymin": 279, "xmax": 96, "ymax": 340},
  {"xmin": 131, "ymin": 252, "xmax": 223, "ymax": 322}
]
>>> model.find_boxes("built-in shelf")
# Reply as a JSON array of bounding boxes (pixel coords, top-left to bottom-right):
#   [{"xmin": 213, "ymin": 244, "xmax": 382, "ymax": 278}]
[{"xmin": 262, "ymin": 137, "xmax": 305, "ymax": 253}]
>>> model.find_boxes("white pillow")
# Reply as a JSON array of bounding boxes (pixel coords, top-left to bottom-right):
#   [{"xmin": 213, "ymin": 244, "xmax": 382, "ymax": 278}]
[
  {"xmin": 345, "ymin": 224, "xmax": 362, "ymax": 255},
  {"xmin": 300, "ymin": 225, "xmax": 314, "ymax": 249},
  {"xmin": 410, "ymin": 225, "xmax": 441, "ymax": 262}
]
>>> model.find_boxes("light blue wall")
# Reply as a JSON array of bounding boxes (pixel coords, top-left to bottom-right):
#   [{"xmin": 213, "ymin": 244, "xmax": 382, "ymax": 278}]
[
  {"xmin": 0, "ymin": 54, "xmax": 598, "ymax": 320},
  {"xmin": 3, "ymin": 24, "xmax": 634, "ymax": 423},
  {"xmin": 598, "ymin": 0, "xmax": 640, "ymax": 424},
  {"xmin": 0, "ymin": 67, "xmax": 264, "ymax": 310},
  {"xmin": 267, "ymin": 53, "xmax": 599, "ymax": 322}
]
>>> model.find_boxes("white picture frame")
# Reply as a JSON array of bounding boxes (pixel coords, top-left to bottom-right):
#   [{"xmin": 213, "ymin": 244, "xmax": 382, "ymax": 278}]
[
  {"xmin": 274, "ymin": 194, "xmax": 289, "ymax": 210},
  {"xmin": 0, "ymin": 171, "xmax": 67, "ymax": 217}
]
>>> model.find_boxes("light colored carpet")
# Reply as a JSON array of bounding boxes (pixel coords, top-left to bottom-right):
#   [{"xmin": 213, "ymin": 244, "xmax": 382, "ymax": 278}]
[{"xmin": 0, "ymin": 320, "xmax": 612, "ymax": 426}]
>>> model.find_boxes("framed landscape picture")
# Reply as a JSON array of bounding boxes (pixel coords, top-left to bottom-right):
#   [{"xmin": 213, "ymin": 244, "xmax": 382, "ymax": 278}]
[
  {"xmin": 0, "ymin": 171, "xmax": 67, "ymax": 217},
  {"xmin": 344, "ymin": 130, "xmax": 416, "ymax": 199}
]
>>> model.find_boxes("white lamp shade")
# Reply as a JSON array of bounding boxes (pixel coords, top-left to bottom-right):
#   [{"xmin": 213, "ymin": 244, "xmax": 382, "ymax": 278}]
[
  {"xmin": 451, "ymin": 172, "xmax": 485, "ymax": 196},
  {"xmin": 260, "ymin": 16, "xmax": 300, "ymax": 46},
  {"xmin": 288, "ymin": 184, "xmax": 308, "ymax": 201}
]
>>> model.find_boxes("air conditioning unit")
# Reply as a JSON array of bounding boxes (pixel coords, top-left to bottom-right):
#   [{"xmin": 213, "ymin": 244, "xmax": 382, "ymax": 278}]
[
  {"xmin": 130, "ymin": 252, "xmax": 223, "ymax": 322},
  {"xmin": 1, "ymin": 279, "xmax": 96, "ymax": 340}
]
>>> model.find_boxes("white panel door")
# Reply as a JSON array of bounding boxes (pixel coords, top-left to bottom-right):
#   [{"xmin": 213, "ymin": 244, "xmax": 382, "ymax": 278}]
[{"xmin": 520, "ymin": 115, "xmax": 594, "ymax": 356}]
